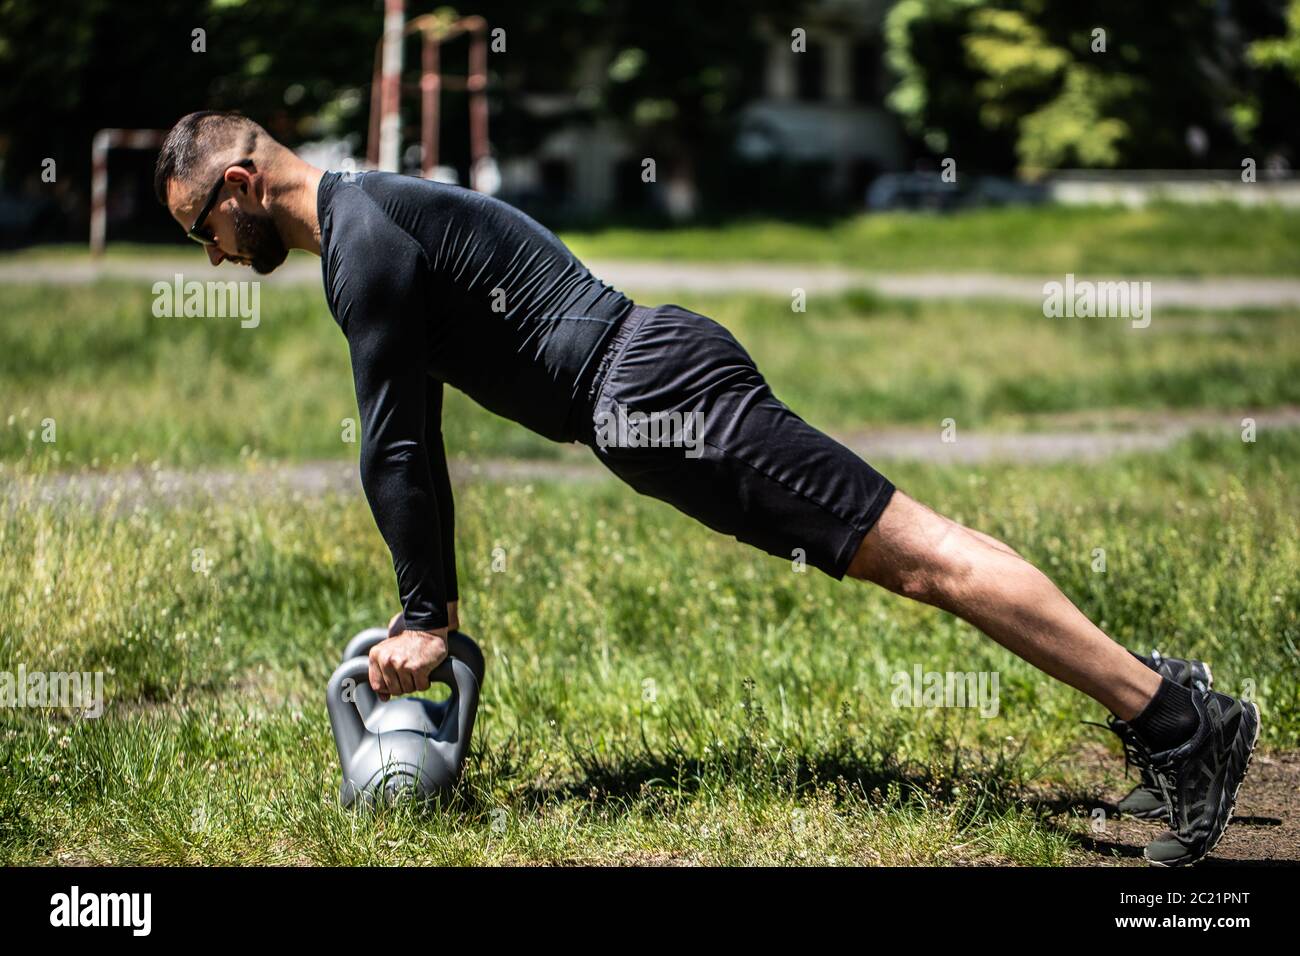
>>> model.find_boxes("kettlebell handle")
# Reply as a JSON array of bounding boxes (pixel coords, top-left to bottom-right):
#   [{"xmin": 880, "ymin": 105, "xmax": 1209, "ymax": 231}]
[
  {"xmin": 342, "ymin": 627, "xmax": 486, "ymax": 689},
  {"xmin": 326, "ymin": 656, "xmax": 378, "ymax": 770},
  {"xmin": 325, "ymin": 640, "xmax": 481, "ymax": 770},
  {"xmin": 340, "ymin": 626, "xmax": 390, "ymax": 662}
]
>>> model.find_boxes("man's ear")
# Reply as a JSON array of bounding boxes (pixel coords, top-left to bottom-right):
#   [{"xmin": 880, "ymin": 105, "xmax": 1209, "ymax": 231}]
[{"xmin": 224, "ymin": 162, "xmax": 256, "ymax": 202}]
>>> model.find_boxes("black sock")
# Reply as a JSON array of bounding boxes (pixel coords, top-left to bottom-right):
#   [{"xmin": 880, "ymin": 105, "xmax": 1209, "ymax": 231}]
[{"xmin": 1130, "ymin": 678, "xmax": 1199, "ymax": 751}]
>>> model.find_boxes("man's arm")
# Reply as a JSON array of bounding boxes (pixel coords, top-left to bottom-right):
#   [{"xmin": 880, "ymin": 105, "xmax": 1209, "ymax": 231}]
[
  {"xmin": 339, "ymin": 221, "xmax": 451, "ymax": 669},
  {"xmin": 388, "ymin": 381, "xmax": 460, "ymax": 637},
  {"xmin": 425, "ymin": 379, "xmax": 459, "ymax": 610}
]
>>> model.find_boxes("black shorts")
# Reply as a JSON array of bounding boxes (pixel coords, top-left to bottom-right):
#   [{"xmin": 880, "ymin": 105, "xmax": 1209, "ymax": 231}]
[{"xmin": 573, "ymin": 303, "xmax": 896, "ymax": 578}]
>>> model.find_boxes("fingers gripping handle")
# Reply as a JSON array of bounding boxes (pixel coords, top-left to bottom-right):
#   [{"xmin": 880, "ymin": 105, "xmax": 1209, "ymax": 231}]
[{"xmin": 343, "ymin": 628, "xmax": 486, "ymax": 688}]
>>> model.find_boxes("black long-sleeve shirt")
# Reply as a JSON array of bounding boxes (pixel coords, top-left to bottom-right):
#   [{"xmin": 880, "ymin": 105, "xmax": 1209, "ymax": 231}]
[{"xmin": 317, "ymin": 170, "xmax": 631, "ymax": 630}]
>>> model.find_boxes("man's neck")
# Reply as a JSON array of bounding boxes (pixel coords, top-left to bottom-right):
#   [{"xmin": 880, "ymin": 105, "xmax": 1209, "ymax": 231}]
[{"xmin": 270, "ymin": 160, "xmax": 325, "ymax": 256}]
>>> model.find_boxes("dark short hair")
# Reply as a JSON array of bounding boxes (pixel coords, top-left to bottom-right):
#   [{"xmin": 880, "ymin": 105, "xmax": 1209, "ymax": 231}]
[{"xmin": 153, "ymin": 111, "xmax": 264, "ymax": 206}]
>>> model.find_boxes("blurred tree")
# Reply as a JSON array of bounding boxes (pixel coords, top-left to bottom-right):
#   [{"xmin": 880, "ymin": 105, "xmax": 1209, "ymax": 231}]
[
  {"xmin": 1249, "ymin": 0, "xmax": 1300, "ymax": 77},
  {"xmin": 884, "ymin": 0, "xmax": 1300, "ymax": 173},
  {"xmin": 5, "ymin": 0, "xmax": 1296, "ymax": 239},
  {"xmin": 0, "ymin": 0, "xmax": 809, "ymax": 235},
  {"xmin": 0, "ymin": 0, "xmax": 385, "ymax": 238},
  {"xmin": 963, "ymin": 8, "xmax": 1131, "ymax": 170}
]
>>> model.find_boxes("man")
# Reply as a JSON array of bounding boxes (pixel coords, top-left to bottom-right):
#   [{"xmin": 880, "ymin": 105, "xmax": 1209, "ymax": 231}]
[{"xmin": 154, "ymin": 111, "xmax": 1258, "ymax": 866}]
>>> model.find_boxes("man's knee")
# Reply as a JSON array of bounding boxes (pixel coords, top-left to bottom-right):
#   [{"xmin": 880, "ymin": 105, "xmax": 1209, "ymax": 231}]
[
  {"xmin": 895, "ymin": 523, "xmax": 977, "ymax": 604},
  {"xmin": 848, "ymin": 494, "xmax": 979, "ymax": 605},
  {"xmin": 963, "ymin": 525, "xmax": 1021, "ymax": 559}
]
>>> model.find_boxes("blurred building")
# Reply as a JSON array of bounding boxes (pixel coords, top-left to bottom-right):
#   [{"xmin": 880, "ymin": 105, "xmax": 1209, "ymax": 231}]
[
  {"xmin": 497, "ymin": 0, "xmax": 906, "ymax": 219},
  {"xmin": 737, "ymin": 3, "xmax": 906, "ymax": 208}
]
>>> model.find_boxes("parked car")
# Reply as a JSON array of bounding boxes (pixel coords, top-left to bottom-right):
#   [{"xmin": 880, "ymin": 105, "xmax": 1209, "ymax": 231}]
[{"xmin": 866, "ymin": 172, "xmax": 1046, "ymax": 212}]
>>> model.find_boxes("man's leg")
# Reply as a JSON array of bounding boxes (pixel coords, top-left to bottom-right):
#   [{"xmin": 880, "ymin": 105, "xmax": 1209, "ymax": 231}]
[
  {"xmin": 959, "ymin": 524, "xmax": 1020, "ymax": 558},
  {"xmin": 846, "ymin": 490, "xmax": 1161, "ymax": 719},
  {"xmin": 848, "ymin": 488, "xmax": 1262, "ymax": 866},
  {"xmin": 584, "ymin": 300, "xmax": 1259, "ymax": 865}
]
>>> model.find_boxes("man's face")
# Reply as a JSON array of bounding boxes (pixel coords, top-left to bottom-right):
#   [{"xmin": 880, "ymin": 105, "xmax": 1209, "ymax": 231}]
[
  {"xmin": 228, "ymin": 205, "xmax": 289, "ymax": 275},
  {"xmin": 167, "ymin": 166, "xmax": 288, "ymax": 275}
]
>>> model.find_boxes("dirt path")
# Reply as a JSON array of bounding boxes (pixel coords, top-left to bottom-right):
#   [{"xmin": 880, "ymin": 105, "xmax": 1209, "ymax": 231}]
[
  {"xmin": 5, "ymin": 406, "xmax": 1297, "ymax": 510},
  {"xmin": 839, "ymin": 406, "xmax": 1300, "ymax": 464},
  {"xmin": 4, "ymin": 257, "xmax": 1300, "ymax": 309}
]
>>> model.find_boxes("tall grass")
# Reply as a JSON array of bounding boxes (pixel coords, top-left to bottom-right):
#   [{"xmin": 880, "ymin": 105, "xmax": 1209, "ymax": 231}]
[{"xmin": 2, "ymin": 430, "xmax": 1295, "ymax": 864}]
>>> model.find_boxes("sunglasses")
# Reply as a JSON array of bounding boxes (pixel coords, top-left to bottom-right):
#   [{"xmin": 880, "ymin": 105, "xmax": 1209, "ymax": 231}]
[{"xmin": 186, "ymin": 159, "xmax": 254, "ymax": 245}]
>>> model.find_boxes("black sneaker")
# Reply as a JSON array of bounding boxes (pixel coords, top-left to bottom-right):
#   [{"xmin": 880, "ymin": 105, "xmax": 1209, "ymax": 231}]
[
  {"xmin": 1142, "ymin": 686, "xmax": 1261, "ymax": 867},
  {"xmin": 1110, "ymin": 651, "xmax": 1213, "ymax": 820}
]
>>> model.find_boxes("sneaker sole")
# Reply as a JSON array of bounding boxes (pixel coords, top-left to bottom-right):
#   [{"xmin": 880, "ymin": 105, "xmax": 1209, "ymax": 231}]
[{"xmin": 1145, "ymin": 700, "xmax": 1260, "ymax": 867}]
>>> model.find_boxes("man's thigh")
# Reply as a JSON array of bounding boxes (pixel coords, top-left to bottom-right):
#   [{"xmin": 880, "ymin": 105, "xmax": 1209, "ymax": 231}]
[{"xmin": 588, "ymin": 303, "xmax": 895, "ymax": 578}]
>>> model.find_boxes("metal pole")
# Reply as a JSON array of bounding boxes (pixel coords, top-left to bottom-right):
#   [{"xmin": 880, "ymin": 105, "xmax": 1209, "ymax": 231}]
[
  {"xmin": 421, "ymin": 30, "xmax": 440, "ymax": 178},
  {"xmin": 378, "ymin": 0, "xmax": 405, "ymax": 172},
  {"xmin": 468, "ymin": 26, "xmax": 488, "ymax": 190},
  {"xmin": 367, "ymin": 39, "xmax": 382, "ymax": 168},
  {"xmin": 90, "ymin": 129, "xmax": 112, "ymax": 257},
  {"xmin": 90, "ymin": 128, "xmax": 164, "ymax": 256}
]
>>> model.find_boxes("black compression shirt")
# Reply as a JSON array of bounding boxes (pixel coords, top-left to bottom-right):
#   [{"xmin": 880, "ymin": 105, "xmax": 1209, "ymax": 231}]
[{"xmin": 317, "ymin": 170, "xmax": 632, "ymax": 630}]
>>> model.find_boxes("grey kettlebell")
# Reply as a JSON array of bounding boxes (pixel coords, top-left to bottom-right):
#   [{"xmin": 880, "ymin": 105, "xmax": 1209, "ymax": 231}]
[{"xmin": 326, "ymin": 626, "xmax": 484, "ymax": 808}]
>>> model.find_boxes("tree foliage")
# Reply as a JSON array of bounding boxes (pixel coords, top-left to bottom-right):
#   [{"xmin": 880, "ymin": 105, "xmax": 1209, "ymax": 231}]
[{"xmin": 885, "ymin": 0, "xmax": 1300, "ymax": 172}]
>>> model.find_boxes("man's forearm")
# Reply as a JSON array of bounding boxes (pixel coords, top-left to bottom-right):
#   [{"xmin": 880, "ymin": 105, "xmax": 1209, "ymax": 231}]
[
  {"xmin": 425, "ymin": 380, "xmax": 459, "ymax": 604},
  {"xmin": 357, "ymin": 436, "xmax": 450, "ymax": 630}
]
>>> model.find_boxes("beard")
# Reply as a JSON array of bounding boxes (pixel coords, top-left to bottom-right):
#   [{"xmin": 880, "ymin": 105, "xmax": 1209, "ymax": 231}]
[{"xmin": 231, "ymin": 206, "xmax": 289, "ymax": 275}]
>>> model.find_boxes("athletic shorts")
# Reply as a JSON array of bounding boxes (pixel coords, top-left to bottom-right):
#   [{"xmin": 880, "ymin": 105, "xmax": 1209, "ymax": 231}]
[{"xmin": 572, "ymin": 303, "xmax": 896, "ymax": 578}]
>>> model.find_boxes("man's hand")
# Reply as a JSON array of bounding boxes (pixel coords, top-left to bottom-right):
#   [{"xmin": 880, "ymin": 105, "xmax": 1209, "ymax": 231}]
[{"xmin": 369, "ymin": 629, "xmax": 448, "ymax": 701}]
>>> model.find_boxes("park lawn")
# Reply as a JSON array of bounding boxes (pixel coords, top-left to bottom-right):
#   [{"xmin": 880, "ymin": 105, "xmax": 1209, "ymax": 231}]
[
  {"xmin": 10, "ymin": 203, "xmax": 1300, "ymax": 276},
  {"xmin": 562, "ymin": 203, "xmax": 1300, "ymax": 276},
  {"xmin": 2, "ymin": 281, "xmax": 1298, "ymax": 469},
  {"xmin": 2, "ymin": 429, "xmax": 1296, "ymax": 865}
]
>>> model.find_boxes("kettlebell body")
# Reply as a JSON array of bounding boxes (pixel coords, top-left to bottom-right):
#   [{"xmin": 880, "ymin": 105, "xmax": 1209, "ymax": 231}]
[{"xmin": 326, "ymin": 628, "xmax": 483, "ymax": 808}]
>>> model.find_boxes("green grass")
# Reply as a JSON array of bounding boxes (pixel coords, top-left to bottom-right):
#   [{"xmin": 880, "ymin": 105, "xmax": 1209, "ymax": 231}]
[
  {"xmin": 0, "ymin": 280, "xmax": 556, "ymax": 467},
  {"xmin": 562, "ymin": 203, "xmax": 1300, "ymax": 276},
  {"xmin": 2, "ymin": 241, "xmax": 1295, "ymax": 864},
  {"xmin": 13, "ymin": 203, "xmax": 1300, "ymax": 275},
  {"xmin": 2, "ymin": 430, "xmax": 1296, "ymax": 865},
  {"xmin": 3, "ymin": 281, "xmax": 1298, "ymax": 470}
]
